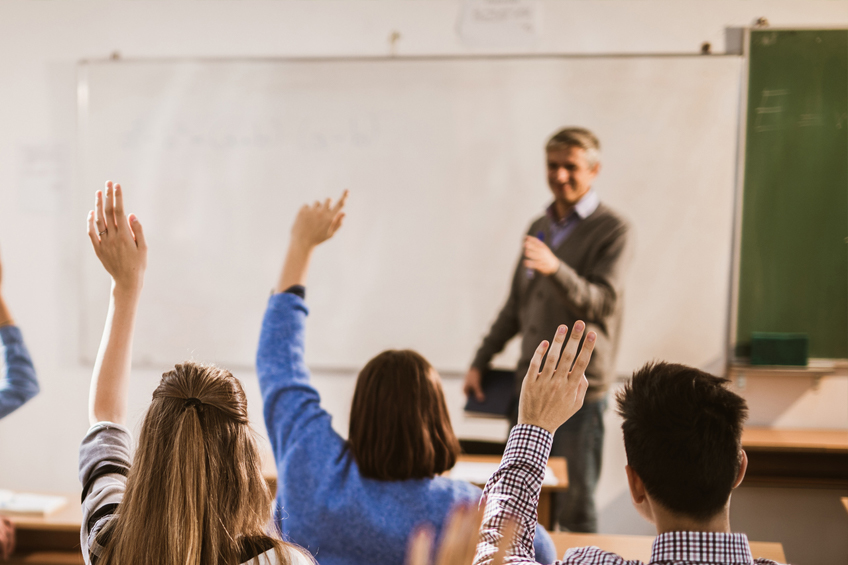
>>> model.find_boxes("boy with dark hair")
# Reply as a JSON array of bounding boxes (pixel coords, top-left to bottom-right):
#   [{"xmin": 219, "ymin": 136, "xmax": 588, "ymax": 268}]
[{"xmin": 473, "ymin": 326, "xmax": 784, "ymax": 565}]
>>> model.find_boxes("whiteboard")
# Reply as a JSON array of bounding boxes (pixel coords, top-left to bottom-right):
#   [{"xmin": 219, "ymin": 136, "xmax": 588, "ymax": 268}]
[{"xmin": 78, "ymin": 56, "xmax": 742, "ymax": 374}]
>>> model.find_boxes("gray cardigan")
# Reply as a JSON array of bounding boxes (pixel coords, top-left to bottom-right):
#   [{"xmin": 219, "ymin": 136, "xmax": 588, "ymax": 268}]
[{"xmin": 472, "ymin": 203, "xmax": 631, "ymax": 403}]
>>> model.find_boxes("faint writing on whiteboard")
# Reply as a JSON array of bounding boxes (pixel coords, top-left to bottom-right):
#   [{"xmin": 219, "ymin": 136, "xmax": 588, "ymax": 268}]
[
  {"xmin": 458, "ymin": 0, "xmax": 540, "ymax": 48},
  {"xmin": 121, "ymin": 115, "xmax": 381, "ymax": 152},
  {"xmin": 754, "ymin": 89, "xmax": 787, "ymax": 132},
  {"xmin": 18, "ymin": 143, "xmax": 67, "ymax": 213}
]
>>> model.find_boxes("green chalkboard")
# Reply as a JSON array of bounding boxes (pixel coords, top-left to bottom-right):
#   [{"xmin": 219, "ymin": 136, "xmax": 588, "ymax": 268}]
[{"xmin": 736, "ymin": 29, "xmax": 848, "ymax": 360}]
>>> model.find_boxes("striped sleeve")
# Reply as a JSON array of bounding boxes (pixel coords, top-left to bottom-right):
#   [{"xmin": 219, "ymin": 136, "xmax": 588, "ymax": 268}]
[
  {"xmin": 79, "ymin": 423, "xmax": 132, "ymax": 565},
  {"xmin": 474, "ymin": 424, "xmax": 553, "ymax": 565}
]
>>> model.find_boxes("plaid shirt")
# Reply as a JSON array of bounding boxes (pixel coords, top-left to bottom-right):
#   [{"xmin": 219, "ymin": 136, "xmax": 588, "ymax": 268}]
[{"xmin": 474, "ymin": 425, "xmax": 785, "ymax": 565}]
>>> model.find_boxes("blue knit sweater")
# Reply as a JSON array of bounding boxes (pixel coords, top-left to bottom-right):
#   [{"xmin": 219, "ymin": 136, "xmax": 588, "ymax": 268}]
[{"xmin": 257, "ymin": 293, "xmax": 554, "ymax": 565}]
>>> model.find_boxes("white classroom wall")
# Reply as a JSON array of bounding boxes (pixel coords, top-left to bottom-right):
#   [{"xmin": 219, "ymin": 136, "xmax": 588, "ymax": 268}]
[{"xmin": 0, "ymin": 2, "xmax": 846, "ymax": 564}]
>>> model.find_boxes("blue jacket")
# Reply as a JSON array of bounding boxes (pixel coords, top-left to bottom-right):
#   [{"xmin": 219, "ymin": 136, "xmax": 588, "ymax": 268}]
[{"xmin": 257, "ymin": 293, "xmax": 554, "ymax": 565}]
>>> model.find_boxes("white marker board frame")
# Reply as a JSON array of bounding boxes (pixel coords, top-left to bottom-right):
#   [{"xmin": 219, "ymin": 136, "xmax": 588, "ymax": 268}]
[{"xmin": 77, "ymin": 55, "xmax": 742, "ymax": 374}]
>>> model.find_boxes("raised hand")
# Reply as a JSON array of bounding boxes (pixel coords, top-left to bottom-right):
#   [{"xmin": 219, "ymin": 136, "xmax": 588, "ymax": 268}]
[
  {"xmin": 291, "ymin": 190, "xmax": 348, "ymax": 249},
  {"xmin": 87, "ymin": 181, "xmax": 147, "ymax": 292},
  {"xmin": 276, "ymin": 190, "xmax": 348, "ymax": 292},
  {"xmin": 517, "ymin": 321, "xmax": 595, "ymax": 433},
  {"xmin": 86, "ymin": 181, "xmax": 146, "ymax": 426},
  {"xmin": 406, "ymin": 503, "xmax": 514, "ymax": 565},
  {"xmin": 523, "ymin": 236, "xmax": 559, "ymax": 276}
]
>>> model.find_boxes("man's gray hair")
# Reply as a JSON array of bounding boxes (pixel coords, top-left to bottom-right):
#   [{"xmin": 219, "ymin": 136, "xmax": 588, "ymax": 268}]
[{"xmin": 546, "ymin": 127, "xmax": 601, "ymax": 168}]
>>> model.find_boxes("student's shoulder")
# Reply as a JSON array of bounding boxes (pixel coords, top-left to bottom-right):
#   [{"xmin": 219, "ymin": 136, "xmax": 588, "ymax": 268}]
[{"xmin": 429, "ymin": 474, "xmax": 483, "ymax": 501}]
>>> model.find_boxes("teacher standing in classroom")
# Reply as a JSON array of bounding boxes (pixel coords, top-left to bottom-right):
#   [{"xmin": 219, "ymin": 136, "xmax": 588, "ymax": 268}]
[{"xmin": 464, "ymin": 127, "xmax": 630, "ymax": 533}]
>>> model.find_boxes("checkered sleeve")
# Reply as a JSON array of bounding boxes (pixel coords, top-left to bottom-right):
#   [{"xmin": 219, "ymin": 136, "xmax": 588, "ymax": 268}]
[{"xmin": 473, "ymin": 424, "xmax": 553, "ymax": 565}]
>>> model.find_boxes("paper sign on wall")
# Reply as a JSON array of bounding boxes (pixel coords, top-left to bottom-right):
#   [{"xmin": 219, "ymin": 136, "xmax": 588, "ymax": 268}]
[{"xmin": 458, "ymin": 0, "xmax": 540, "ymax": 48}]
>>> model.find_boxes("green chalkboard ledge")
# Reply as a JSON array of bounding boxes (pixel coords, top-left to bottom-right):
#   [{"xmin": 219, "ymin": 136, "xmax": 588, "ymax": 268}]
[{"xmin": 727, "ymin": 359, "xmax": 848, "ymax": 390}]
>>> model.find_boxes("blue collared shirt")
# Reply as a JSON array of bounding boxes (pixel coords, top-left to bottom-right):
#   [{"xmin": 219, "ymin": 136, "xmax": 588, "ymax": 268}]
[{"xmin": 546, "ymin": 189, "xmax": 600, "ymax": 249}]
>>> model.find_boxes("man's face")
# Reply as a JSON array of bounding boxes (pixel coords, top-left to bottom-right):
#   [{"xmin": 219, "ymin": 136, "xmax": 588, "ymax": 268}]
[{"xmin": 546, "ymin": 145, "xmax": 599, "ymax": 210}]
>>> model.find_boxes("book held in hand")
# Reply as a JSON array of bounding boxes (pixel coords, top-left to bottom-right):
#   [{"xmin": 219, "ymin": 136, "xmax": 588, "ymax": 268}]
[{"xmin": 463, "ymin": 368, "xmax": 516, "ymax": 418}]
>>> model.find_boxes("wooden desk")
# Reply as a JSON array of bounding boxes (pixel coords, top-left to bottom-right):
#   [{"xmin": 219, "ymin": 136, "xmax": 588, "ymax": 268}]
[
  {"xmin": 263, "ymin": 451, "xmax": 568, "ymax": 529},
  {"xmin": 4, "ymin": 493, "xmax": 83, "ymax": 564},
  {"xmin": 741, "ymin": 427, "xmax": 848, "ymax": 487},
  {"xmin": 451, "ymin": 454, "xmax": 568, "ymax": 530},
  {"xmin": 550, "ymin": 532, "xmax": 786, "ymax": 563}
]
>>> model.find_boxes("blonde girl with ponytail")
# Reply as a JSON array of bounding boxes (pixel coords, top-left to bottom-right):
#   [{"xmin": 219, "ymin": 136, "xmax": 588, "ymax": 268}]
[{"xmin": 79, "ymin": 182, "xmax": 312, "ymax": 565}]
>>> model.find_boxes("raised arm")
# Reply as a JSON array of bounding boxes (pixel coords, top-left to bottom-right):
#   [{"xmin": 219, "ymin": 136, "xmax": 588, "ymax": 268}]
[
  {"xmin": 86, "ymin": 182, "xmax": 147, "ymax": 426},
  {"xmin": 258, "ymin": 191, "xmax": 347, "ymax": 456},
  {"xmin": 474, "ymin": 322, "xmax": 595, "ymax": 565},
  {"xmin": 0, "ymin": 246, "xmax": 40, "ymax": 419}
]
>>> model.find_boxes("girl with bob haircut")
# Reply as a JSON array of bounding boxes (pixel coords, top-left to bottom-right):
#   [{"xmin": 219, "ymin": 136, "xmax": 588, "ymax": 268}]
[
  {"xmin": 79, "ymin": 183, "xmax": 312, "ymax": 565},
  {"xmin": 257, "ymin": 192, "xmax": 555, "ymax": 565}
]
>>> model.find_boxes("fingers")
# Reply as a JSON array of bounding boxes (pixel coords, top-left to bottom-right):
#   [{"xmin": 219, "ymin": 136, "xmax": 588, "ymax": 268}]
[
  {"xmin": 556, "ymin": 321, "xmax": 586, "ymax": 378},
  {"xmin": 525, "ymin": 340, "xmax": 549, "ymax": 381},
  {"xmin": 113, "ymin": 183, "xmax": 126, "ymax": 225},
  {"xmin": 462, "ymin": 381, "xmax": 484, "ymax": 403},
  {"xmin": 128, "ymin": 214, "xmax": 146, "ymax": 250},
  {"xmin": 329, "ymin": 212, "xmax": 346, "ymax": 235},
  {"xmin": 435, "ymin": 504, "xmax": 482, "ymax": 565},
  {"xmin": 434, "ymin": 505, "xmax": 466, "ymax": 564},
  {"xmin": 492, "ymin": 519, "xmax": 518, "ymax": 565},
  {"xmin": 104, "ymin": 182, "xmax": 116, "ymax": 230},
  {"xmin": 569, "ymin": 331, "xmax": 597, "ymax": 382},
  {"xmin": 523, "ymin": 240, "xmax": 542, "ymax": 257},
  {"xmin": 333, "ymin": 189, "xmax": 349, "ymax": 212},
  {"xmin": 94, "ymin": 191, "xmax": 107, "ymax": 236},
  {"xmin": 458, "ymin": 505, "xmax": 485, "ymax": 565},
  {"xmin": 87, "ymin": 211, "xmax": 101, "ymax": 251},
  {"xmin": 406, "ymin": 526, "xmax": 434, "ymax": 565},
  {"xmin": 473, "ymin": 381, "xmax": 484, "ymax": 402},
  {"xmin": 540, "ymin": 325, "xmax": 568, "ymax": 380}
]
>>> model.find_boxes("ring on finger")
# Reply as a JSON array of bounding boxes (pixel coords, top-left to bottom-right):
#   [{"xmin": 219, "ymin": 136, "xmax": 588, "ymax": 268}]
[{"xmin": 99, "ymin": 230, "xmax": 107, "ymax": 236}]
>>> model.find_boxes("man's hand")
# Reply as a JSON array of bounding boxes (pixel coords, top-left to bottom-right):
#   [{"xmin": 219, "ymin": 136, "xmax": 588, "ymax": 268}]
[
  {"xmin": 463, "ymin": 367, "xmax": 485, "ymax": 402},
  {"xmin": 518, "ymin": 321, "xmax": 595, "ymax": 433},
  {"xmin": 0, "ymin": 517, "xmax": 15, "ymax": 560},
  {"xmin": 291, "ymin": 190, "xmax": 348, "ymax": 250},
  {"xmin": 406, "ymin": 503, "xmax": 514, "ymax": 565},
  {"xmin": 523, "ymin": 236, "xmax": 560, "ymax": 276},
  {"xmin": 86, "ymin": 181, "xmax": 147, "ymax": 294}
]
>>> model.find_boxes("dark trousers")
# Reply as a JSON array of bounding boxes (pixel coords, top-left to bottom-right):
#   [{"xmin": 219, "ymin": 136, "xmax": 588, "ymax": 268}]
[{"xmin": 550, "ymin": 397, "xmax": 606, "ymax": 533}]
